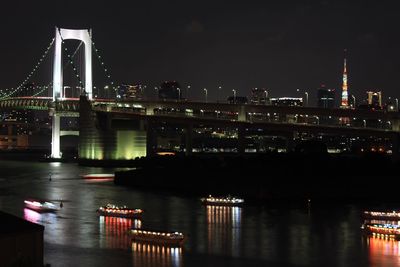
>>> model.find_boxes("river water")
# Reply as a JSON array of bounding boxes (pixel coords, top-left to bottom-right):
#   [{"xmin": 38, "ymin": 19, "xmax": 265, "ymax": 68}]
[{"xmin": 0, "ymin": 160, "xmax": 398, "ymax": 267}]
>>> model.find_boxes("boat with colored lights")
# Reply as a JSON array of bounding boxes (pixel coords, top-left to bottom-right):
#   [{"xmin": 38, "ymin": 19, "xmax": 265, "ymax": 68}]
[
  {"xmin": 24, "ymin": 199, "xmax": 58, "ymax": 212},
  {"xmin": 363, "ymin": 210, "xmax": 400, "ymax": 220},
  {"xmin": 362, "ymin": 223, "xmax": 400, "ymax": 240},
  {"xmin": 82, "ymin": 173, "xmax": 115, "ymax": 179},
  {"xmin": 131, "ymin": 229, "xmax": 185, "ymax": 246},
  {"xmin": 97, "ymin": 204, "xmax": 143, "ymax": 218},
  {"xmin": 201, "ymin": 195, "xmax": 244, "ymax": 206}
]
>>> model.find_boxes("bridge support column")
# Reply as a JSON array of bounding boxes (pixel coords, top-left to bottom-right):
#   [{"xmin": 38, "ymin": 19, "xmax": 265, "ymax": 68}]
[
  {"xmin": 391, "ymin": 119, "xmax": 400, "ymax": 132},
  {"xmin": 146, "ymin": 120, "xmax": 156, "ymax": 157},
  {"xmin": 238, "ymin": 125, "xmax": 246, "ymax": 155},
  {"xmin": 238, "ymin": 106, "xmax": 246, "ymax": 122},
  {"xmin": 285, "ymin": 134, "xmax": 295, "ymax": 153},
  {"xmin": 7, "ymin": 125, "xmax": 13, "ymax": 149},
  {"xmin": 51, "ymin": 114, "xmax": 61, "ymax": 158},
  {"xmin": 185, "ymin": 124, "xmax": 193, "ymax": 156},
  {"xmin": 145, "ymin": 104, "xmax": 156, "ymax": 116},
  {"xmin": 391, "ymin": 133, "xmax": 400, "ymax": 161}
]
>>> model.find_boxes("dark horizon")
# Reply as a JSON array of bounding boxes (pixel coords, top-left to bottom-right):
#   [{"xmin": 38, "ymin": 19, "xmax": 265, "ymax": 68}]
[{"xmin": 1, "ymin": 0, "xmax": 399, "ymax": 104}]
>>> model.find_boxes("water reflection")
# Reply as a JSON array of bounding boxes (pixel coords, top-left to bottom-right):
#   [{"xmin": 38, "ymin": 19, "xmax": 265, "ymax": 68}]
[
  {"xmin": 23, "ymin": 208, "xmax": 57, "ymax": 225},
  {"xmin": 367, "ymin": 237, "xmax": 400, "ymax": 266},
  {"xmin": 206, "ymin": 205, "xmax": 242, "ymax": 257},
  {"xmin": 99, "ymin": 216, "xmax": 142, "ymax": 249},
  {"xmin": 132, "ymin": 242, "xmax": 183, "ymax": 267}
]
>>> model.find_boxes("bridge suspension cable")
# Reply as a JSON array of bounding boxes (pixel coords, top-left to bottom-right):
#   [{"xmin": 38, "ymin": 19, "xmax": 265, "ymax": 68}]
[
  {"xmin": 31, "ymin": 41, "xmax": 84, "ymax": 98},
  {"xmin": 89, "ymin": 35, "xmax": 116, "ymax": 95},
  {"xmin": 0, "ymin": 38, "xmax": 55, "ymax": 100}
]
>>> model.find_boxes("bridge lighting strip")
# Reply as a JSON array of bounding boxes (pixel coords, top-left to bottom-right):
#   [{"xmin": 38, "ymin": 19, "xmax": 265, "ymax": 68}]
[
  {"xmin": 0, "ymin": 38, "xmax": 55, "ymax": 99},
  {"xmin": 88, "ymin": 35, "xmax": 116, "ymax": 91}
]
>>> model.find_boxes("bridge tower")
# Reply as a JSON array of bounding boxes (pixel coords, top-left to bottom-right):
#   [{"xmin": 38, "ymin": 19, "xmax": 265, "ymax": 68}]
[{"xmin": 51, "ymin": 27, "xmax": 93, "ymax": 158}]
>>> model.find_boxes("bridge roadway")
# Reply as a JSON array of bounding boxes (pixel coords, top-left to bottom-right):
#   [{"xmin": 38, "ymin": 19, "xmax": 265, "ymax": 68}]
[
  {"xmin": 1, "ymin": 97, "xmax": 399, "ymax": 123},
  {"xmin": 2, "ymin": 96, "xmax": 400, "ymax": 157},
  {"xmin": 94, "ymin": 107, "xmax": 400, "ymax": 157}
]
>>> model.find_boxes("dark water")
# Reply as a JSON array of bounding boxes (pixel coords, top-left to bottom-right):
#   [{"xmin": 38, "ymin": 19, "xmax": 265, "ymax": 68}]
[{"xmin": 0, "ymin": 160, "xmax": 397, "ymax": 267}]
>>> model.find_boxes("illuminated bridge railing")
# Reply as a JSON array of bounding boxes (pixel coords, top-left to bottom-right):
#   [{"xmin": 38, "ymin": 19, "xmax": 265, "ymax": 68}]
[
  {"xmin": 0, "ymin": 97, "xmax": 80, "ymax": 112},
  {"xmin": 1, "ymin": 97, "xmax": 399, "ymax": 132},
  {"xmin": 93, "ymin": 101, "xmax": 400, "ymax": 132}
]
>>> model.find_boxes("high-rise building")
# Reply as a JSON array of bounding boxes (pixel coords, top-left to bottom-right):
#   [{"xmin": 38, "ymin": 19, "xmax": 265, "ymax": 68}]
[
  {"xmin": 250, "ymin": 88, "xmax": 269, "ymax": 105},
  {"xmin": 117, "ymin": 84, "xmax": 144, "ymax": 100},
  {"xmin": 367, "ymin": 91, "xmax": 382, "ymax": 109},
  {"xmin": 341, "ymin": 49, "xmax": 349, "ymax": 108},
  {"xmin": 158, "ymin": 81, "xmax": 181, "ymax": 100},
  {"xmin": 270, "ymin": 97, "xmax": 303, "ymax": 106},
  {"xmin": 317, "ymin": 85, "xmax": 335, "ymax": 108},
  {"xmin": 227, "ymin": 96, "xmax": 248, "ymax": 104}
]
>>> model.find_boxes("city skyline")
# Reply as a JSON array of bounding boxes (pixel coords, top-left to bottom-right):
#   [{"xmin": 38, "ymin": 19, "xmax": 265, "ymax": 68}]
[{"xmin": 0, "ymin": 1, "xmax": 399, "ymax": 102}]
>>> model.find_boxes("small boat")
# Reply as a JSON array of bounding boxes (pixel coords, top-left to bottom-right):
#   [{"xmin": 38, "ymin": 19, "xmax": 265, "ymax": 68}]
[
  {"xmin": 97, "ymin": 204, "xmax": 143, "ymax": 218},
  {"xmin": 363, "ymin": 210, "xmax": 400, "ymax": 220},
  {"xmin": 24, "ymin": 199, "xmax": 58, "ymax": 212},
  {"xmin": 131, "ymin": 229, "xmax": 185, "ymax": 246},
  {"xmin": 82, "ymin": 173, "xmax": 115, "ymax": 179},
  {"xmin": 201, "ymin": 195, "xmax": 244, "ymax": 206},
  {"xmin": 362, "ymin": 223, "xmax": 400, "ymax": 240}
]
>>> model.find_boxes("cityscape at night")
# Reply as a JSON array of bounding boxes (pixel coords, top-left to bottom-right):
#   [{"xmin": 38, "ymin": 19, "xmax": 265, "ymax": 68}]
[{"xmin": 1, "ymin": 1, "xmax": 400, "ymax": 266}]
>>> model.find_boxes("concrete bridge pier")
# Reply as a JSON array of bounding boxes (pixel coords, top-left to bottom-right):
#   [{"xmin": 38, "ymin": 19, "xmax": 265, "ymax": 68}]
[
  {"xmin": 185, "ymin": 124, "xmax": 193, "ymax": 156},
  {"xmin": 145, "ymin": 104, "xmax": 156, "ymax": 116},
  {"xmin": 284, "ymin": 133, "xmax": 296, "ymax": 153},
  {"xmin": 391, "ymin": 118, "xmax": 400, "ymax": 132},
  {"xmin": 238, "ymin": 125, "xmax": 246, "ymax": 155},
  {"xmin": 391, "ymin": 133, "xmax": 400, "ymax": 161},
  {"xmin": 238, "ymin": 106, "xmax": 247, "ymax": 122},
  {"xmin": 7, "ymin": 125, "xmax": 13, "ymax": 149},
  {"xmin": 146, "ymin": 120, "xmax": 156, "ymax": 157},
  {"xmin": 51, "ymin": 113, "xmax": 61, "ymax": 158}
]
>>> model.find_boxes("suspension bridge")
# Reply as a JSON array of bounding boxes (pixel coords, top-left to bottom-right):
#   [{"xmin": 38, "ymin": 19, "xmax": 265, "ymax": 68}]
[{"xmin": 1, "ymin": 27, "xmax": 400, "ymax": 160}]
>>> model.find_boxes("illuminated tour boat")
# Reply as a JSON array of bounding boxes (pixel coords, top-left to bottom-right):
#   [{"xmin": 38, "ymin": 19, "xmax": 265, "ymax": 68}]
[
  {"xmin": 131, "ymin": 229, "xmax": 185, "ymax": 246},
  {"xmin": 97, "ymin": 204, "xmax": 143, "ymax": 218},
  {"xmin": 201, "ymin": 195, "xmax": 244, "ymax": 206},
  {"xmin": 24, "ymin": 199, "xmax": 58, "ymax": 212},
  {"xmin": 363, "ymin": 210, "xmax": 400, "ymax": 220},
  {"xmin": 362, "ymin": 223, "xmax": 400, "ymax": 240}
]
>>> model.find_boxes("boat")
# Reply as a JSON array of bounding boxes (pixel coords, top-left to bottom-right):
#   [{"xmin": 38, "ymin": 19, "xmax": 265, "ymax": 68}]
[
  {"xmin": 362, "ymin": 223, "xmax": 400, "ymax": 240},
  {"xmin": 24, "ymin": 199, "xmax": 58, "ymax": 212},
  {"xmin": 82, "ymin": 173, "xmax": 115, "ymax": 179},
  {"xmin": 131, "ymin": 229, "xmax": 185, "ymax": 246},
  {"xmin": 363, "ymin": 210, "xmax": 400, "ymax": 220},
  {"xmin": 97, "ymin": 204, "xmax": 143, "ymax": 218},
  {"xmin": 200, "ymin": 195, "xmax": 244, "ymax": 206}
]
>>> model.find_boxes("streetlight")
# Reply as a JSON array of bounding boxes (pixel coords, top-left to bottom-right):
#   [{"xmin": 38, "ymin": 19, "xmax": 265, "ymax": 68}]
[
  {"xmin": 232, "ymin": 89, "xmax": 236, "ymax": 104},
  {"xmin": 154, "ymin": 86, "xmax": 158, "ymax": 100},
  {"xmin": 203, "ymin": 88, "xmax": 208, "ymax": 103},
  {"xmin": 264, "ymin": 90, "xmax": 268, "ymax": 105},
  {"xmin": 351, "ymin": 95, "xmax": 356, "ymax": 108},
  {"xmin": 187, "ymin": 85, "xmax": 191, "ymax": 100},
  {"xmin": 177, "ymin": 88, "xmax": 181, "ymax": 101},
  {"xmin": 218, "ymin": 86, "xmax": 222, "ymax": 102},
  {"xmin": 304, "ymin": 92, "xmax": 308, "ymax": 107}
]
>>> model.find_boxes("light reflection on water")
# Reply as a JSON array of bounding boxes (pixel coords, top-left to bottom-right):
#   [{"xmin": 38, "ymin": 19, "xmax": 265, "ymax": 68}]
[
  {"xmin": 367, "ymin": 237, "xmax": 400, "ymax": 267},
  {"xmin": 99, "ymin": 216, "xmax": 142, "ymax": 249},
  {"xmin": 1, "ymin": 160, "xmax": 400, "ymax": 266},
  {"xmin": 24, "ymin": 208, "xmax": 57, "ymax": 225},
  {"xmin": 132, "ymin": 243, "xmax": 183, "ymax": 267},
  {"xmin": 206, "ymin": 205, "xmax": 242, "ymax": 257}
]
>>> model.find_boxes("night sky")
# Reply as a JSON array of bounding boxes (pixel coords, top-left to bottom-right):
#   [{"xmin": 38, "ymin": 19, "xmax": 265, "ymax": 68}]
[{"xmin": 1, "ymin": 0, "xmax": 399, "ymax": 104}]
